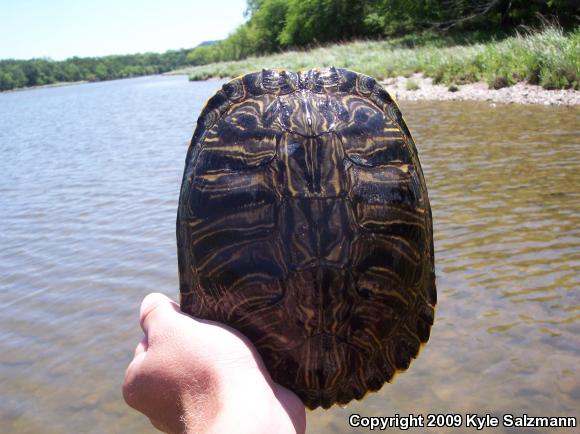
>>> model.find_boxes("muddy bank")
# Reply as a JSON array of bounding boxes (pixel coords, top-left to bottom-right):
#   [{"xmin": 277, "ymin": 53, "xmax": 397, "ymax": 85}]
[{"xmin": 383, "ymin": 74, "xmax": 579, "ymax": 106}]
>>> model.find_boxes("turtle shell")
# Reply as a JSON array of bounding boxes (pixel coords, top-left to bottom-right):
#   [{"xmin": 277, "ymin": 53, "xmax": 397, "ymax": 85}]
[{"xmin": 177, "ymin": 67, "xmax": 436, "ymax": 409}]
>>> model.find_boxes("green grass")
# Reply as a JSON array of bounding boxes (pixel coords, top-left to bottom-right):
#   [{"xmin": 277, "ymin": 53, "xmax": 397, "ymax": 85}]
[
  {"xmin": 173, "ymin": 26, "xmax": 579, "ymax": 90},
  {"xmin": 405, "ymin": 78, "xmax": 420, "ymax": 91}
]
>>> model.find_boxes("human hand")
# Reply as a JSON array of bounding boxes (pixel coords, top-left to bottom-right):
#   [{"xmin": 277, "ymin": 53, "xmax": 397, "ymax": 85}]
[{"xmin": 123, "ymin": 293, "xmax": 306, "ymax": 434}]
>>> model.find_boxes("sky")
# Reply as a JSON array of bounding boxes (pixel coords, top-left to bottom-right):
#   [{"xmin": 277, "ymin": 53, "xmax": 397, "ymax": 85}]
[{"xmin": 0, "ymin": 0, "xmax": 248, "ymax": 60}]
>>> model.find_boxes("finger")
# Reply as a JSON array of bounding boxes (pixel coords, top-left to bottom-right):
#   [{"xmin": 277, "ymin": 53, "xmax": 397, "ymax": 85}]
[
  {"xmin": 134, "ymin": 337, "xmax": 148, "ymax": 358},
  {"xmin": 123, "ymin": 350, "xmax": 147, "ymax": 408},
  {"xmin": 139, "ymin": 292, "xmax": 180, "ymax": 336}
]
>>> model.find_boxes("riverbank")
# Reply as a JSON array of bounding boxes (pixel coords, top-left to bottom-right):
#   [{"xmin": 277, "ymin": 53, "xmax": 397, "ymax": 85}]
[
  {"xmin": 3, "ymin": 27, "xmax": 577, "ymax": 99},
  {"xmin": 171, "ymin": 26, "xmax": 579, "ymax": 97},
  {"xmin": 5, "ymin": 72, "xmax": 577, "ymax": 106},
  {"xmin": 165, "ymin": 72, "xmax": 580, "ymax": 106},
  {"xmin": 383, "ymin": 74, "xmax": 580, "ymax": 106},
  {"xmin": 1, "ymin": 80, "xmax": 88, "ymax": 93}
]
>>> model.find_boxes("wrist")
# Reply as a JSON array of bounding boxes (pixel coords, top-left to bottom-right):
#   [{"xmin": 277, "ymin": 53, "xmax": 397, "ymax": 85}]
[
  {"xmin": 210, "ymin": 366, "xmax": 305, "ymax": 434},
  {"xmin": 175, "ymin": 368, "xmax": 221, "ymax": 434},
  {"xmin": 210, "ymin": 368, "xmax": 277, "ymax": 434}
]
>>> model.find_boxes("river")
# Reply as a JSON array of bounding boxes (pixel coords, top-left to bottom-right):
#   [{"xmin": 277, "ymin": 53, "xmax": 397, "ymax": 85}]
[{"xmin": 0, "ymin": 75, "xmax": 578, "ymax": 433}]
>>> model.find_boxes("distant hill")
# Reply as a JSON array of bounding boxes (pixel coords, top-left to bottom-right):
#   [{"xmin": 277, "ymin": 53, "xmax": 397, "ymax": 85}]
[{"xmin": 197, "ymin": 40, "xmax": 220, "ymax": 47}]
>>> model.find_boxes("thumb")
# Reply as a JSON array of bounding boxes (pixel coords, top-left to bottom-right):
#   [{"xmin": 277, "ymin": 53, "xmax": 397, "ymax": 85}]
[{"xmin": 139, "ymin": 293, "xmax": 181, "ymax": 337}]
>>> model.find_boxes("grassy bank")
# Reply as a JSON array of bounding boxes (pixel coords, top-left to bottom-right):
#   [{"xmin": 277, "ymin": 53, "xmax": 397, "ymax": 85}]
[{"xmin": 176, "ymin": 27, "xmax": 579, "ymax": 90}]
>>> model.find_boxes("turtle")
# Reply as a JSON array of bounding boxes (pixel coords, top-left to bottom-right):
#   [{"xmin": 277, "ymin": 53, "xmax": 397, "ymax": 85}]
[{"xmin": 176, "ymin": 67, "xmax": 436, "ymax": 409}]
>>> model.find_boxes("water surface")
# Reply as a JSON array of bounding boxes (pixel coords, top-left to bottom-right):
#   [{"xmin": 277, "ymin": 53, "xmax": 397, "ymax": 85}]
[{"xmin": 0, "ymin": 76, "xmax": 578, "ymax": 433}]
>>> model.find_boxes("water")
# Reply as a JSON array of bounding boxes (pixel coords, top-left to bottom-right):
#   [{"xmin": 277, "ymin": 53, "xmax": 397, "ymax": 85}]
[{"xmin": 1, "ymin": 75, "xmax": 578, "ymax": 433}]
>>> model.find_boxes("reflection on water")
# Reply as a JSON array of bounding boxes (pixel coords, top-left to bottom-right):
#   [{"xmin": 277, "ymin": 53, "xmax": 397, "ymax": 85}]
[{"xmin": 0, "ymin": 76, "xmax": 578, "ymax": 433}]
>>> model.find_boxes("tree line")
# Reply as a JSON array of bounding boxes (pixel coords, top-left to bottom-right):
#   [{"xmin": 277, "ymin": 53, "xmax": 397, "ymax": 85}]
[
  {"xmin": 0, "ymin": 50, "xmax": 190, "ymax": 91},
  {"xmin": 1, "ymin": 0, "xmax": 577, "ymax": 91},
  {"xmin": 185, "ymin": 0, "xmax": 579, "ymax": 64}
]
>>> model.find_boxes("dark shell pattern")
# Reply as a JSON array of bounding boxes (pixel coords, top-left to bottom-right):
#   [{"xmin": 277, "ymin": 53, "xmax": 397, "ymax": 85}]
[{"xmin": 177, "ymin": 67, "xmax": 436, "ymax": 409}]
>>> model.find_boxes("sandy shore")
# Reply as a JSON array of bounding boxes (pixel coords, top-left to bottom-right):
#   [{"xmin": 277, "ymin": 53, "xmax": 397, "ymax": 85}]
[{"xmin": 382, "ymin": 73, "xmax": 580, "ymax": 106}]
